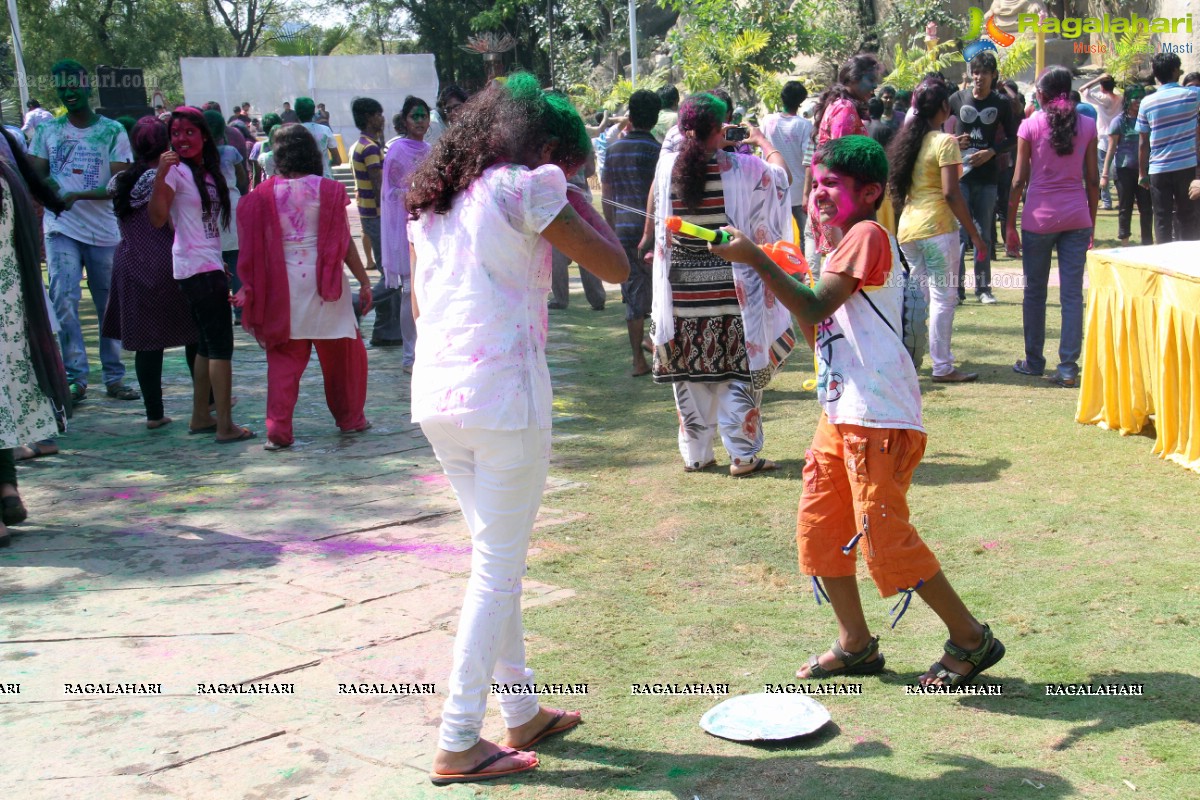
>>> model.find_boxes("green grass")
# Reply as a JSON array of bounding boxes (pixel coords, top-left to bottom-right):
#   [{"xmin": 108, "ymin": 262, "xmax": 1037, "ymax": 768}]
[{"xmin": 487, "ymin": 207, "xmax": 1200, "ymax": 799}]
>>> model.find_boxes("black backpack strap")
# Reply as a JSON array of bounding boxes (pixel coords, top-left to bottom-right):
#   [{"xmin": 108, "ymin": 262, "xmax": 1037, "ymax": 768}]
[
  {"xmin": 858, "ymin": 288, "xmax": 899, "ymax": 337},
  {"xmin": 855, "ymin": 221, "xmax": 904, "ymax": 340}
]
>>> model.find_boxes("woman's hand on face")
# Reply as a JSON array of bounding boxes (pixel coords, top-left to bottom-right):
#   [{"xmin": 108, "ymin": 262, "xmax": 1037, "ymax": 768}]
[
  {"xmin": 358, "ymin": 282, "xmax": 373, "ymax": 316},
  {"xmin": 709, "ymin": 226, "xmax": 763, "ymax": 265}
]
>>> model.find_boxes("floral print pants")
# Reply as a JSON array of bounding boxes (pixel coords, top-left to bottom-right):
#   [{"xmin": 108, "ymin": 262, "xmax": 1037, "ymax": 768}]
[{"xmin": 673, "ymin": 380, "xmax": 764, "ymax": 469}]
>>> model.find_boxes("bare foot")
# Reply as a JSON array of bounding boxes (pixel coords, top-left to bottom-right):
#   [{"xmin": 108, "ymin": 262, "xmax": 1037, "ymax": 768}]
[
  {"xmin": 13, "ymin": 440, "xmax": 58, "ymax": 460},
  {"xmin": 431, "ymin": 738, "xmax": 536, "ymax": 778},
  {"xmin": 189, "ymin": 414, "xmax": 217, "ymax": 432},
  {"xmin": 631, "ymin": 358, "xmax": 650, "ymax": 377},
  {"xmin": 146, "ymin": 417, "xmax": 173, "ymax": 430},
  {"xmin": 504, "ymin": 707, "xmax": 581, "ymax": 749},
  {"xmin": 919, "ymin": 624, "xmax": 985, "ymax": 686},
  {"xmin": 215, "ymin": 425, "xmax": 255, "ymax": 443},
  {"xmin": 795, "ymin": 636, "xmax": 879, "ymax": 679}
]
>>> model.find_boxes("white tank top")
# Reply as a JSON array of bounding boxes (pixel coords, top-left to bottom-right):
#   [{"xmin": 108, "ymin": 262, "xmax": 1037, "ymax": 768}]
[{"xmin": 816, "ymin": 222, "xmax": 924, "ymax": 432}]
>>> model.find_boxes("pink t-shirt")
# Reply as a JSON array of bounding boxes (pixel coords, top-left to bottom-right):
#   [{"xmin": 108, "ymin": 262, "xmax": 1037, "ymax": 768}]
[{"xmin": 1017, "ymin": 111, "xmax": 1096, "ymax": 234}]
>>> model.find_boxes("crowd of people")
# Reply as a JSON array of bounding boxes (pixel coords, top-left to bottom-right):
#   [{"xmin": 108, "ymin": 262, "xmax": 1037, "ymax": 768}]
[{"xmin": 1, "ymin": 47, "xmax": 1199, "ymax": 786}]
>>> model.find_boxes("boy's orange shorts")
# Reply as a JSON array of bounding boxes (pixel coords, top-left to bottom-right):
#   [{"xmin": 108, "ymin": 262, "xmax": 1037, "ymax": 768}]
[{"xmin": 797, "ymin": 413, "xmax": 940, "ymax": 598}]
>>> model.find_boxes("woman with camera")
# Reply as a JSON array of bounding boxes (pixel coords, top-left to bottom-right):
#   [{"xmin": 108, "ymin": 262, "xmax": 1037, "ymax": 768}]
[{"xmin": 649, "ymin": 91, "xmax": 795, "ymax": 476}]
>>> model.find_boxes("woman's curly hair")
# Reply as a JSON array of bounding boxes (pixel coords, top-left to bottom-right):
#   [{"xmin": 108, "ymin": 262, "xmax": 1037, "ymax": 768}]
[
  {"xmin": 271, "ymin": 123, "xmax": 324, "ymax": 178},
  {"xmin": 886, "ymin": 74, "xmax": 953, "ymax": 212},
  {"xmin": 1036, "ymin": 66, "xmax": 1079, "ymax": 157},
  {"xmin": 407, "ymin": 74, "xmax": 590, "ymax": 217},
  {"xmin": 671, "ymin": 92, "xmax": 726, "ymax": 215}
]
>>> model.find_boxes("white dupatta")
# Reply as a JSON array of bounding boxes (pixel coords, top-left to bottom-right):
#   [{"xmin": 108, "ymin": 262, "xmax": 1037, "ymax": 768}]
[{"xmin": 650, "ymin": 148, "xmax": 795, "ymax": 386}]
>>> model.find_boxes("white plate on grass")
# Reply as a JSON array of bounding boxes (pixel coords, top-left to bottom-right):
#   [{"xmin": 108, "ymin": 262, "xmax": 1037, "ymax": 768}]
[{"xmin": 700, "ymin": 693, "xmax": 832, "ymax": 741}]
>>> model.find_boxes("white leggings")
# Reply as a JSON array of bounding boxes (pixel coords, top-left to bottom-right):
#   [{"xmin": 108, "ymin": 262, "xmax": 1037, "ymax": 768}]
[
  {"xmin": 420, "ymin": 418, "xmax": 552, "ymax": 752},
  {"xmin": 900, "ymin": 232, "xmax": 960, "ymax": 377}
]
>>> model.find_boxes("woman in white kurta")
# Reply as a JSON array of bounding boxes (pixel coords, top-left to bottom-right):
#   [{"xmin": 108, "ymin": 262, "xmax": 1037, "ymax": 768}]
[{"xmin": 408, "ymin": 76, "xmax": 627, "ymax": 786}]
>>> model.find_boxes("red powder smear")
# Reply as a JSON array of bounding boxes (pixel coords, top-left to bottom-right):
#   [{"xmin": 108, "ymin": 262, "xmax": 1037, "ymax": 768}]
[
  {"xmin": 415, "ymin": 473, "xmax": 448, "ymax": 485},
  {"xmin": 981, "ymin": 541, "xmax": 999, "ymax": 550}
]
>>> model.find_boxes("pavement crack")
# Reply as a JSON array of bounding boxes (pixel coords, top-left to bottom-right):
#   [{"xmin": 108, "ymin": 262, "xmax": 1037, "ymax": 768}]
[
  {"xmin": 238, "ymin": 659, "xmax": 323, "ymax": 683},
  {"xmin": 311, "ymin": 510, "xmax": 458, "ymax": 541},
  {"xmin": 0, "ymin": 632, "xmax": 238, "ymax": 644},
  {"xmin": 140, "ymin": 729, "xmax": 287, "ymax": 775}
]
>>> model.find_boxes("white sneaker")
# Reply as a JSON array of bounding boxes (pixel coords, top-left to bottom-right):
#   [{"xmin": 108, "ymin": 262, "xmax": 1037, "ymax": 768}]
[{"xmin": 980, "ymin": 292, "xmax": 998, "ymax": 305}]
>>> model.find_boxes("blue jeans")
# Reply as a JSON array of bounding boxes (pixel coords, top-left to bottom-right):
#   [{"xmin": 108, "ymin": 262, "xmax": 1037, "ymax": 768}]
[
  {"xmin": 1020, "ymin": 228, "xmax": 1090, "ymax": 379},
  {"xmin": 1097, "ymin": 146, "xmax": 1115, "ymax": 207},
  {"xmin": 45, "ymin": 232, "xmax": 124, "ymax": 389},
  {"xmin": 957, "ymin": 180, "xmax": 997, "ymax": 299}
]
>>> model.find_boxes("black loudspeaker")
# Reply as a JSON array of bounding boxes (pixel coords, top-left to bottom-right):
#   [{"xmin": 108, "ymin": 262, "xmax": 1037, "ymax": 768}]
[{"xmin": 95, "ymin": 66, "xmax": 148, "ymax": 110}]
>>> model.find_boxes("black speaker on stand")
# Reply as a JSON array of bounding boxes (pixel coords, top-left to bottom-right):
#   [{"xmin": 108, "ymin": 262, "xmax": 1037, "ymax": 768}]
[{"xmin": 93, "ymin": 66, "xmax": 153, "ymax": 121}]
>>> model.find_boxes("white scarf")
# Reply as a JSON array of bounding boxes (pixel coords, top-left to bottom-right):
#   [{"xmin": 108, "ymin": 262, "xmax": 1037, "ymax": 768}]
[{"xmin": 650, "ymin": 148, "xmax": 795, "ymax": 383}]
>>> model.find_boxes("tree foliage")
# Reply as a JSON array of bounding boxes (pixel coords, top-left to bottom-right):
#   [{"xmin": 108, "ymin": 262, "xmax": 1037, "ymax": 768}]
[
  {"xmin": 666, "ymin": 0, "xmax": 819, "ymax": 102},
  {"xmin": 883, "ymin": 41, "xmax": 962, "ymax": 91}
]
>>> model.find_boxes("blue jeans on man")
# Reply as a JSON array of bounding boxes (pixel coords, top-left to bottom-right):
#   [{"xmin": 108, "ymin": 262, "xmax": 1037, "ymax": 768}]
[
  {"xmin": 1019, "ymin": 227, "xmax": 1090, "ymax": 381},
  {"xmin": 45, "ymin": 232, "xmax": 124, "ymax": 390},
  {"xmin": 957, "ymin": 180, "xmax": 997, "ymax": 300},
  {"xmin": 1097, "ymin": 146, "xmax": 1114, "ymax": 208}
]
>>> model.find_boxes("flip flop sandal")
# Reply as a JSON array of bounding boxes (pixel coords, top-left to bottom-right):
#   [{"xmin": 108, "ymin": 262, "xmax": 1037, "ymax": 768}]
[
  {"xmin": 924, "ymin": 623, "xmax": 1006, "ymax": 687},
  {"xmin": 216, "ymin": 428, "xmax": 257, "ymax": 444},
  {"xmin": 188, "ymin": 424, "xmax": 218, "ymax": 435},
  {"xmin": 1, "ymin": 496, "xmax": 28, "ymax": 526},
  {"xmin": 731, "ymin": 457, "xmax": 777, "ymax": 477},
  {"xmin": 507, "ymin": 710, "xmax": 581, "ymax": 750},
  {"xmin": 429, "ymin": 749, "xmax": 538, "ymax": 786},
  {"xmin": 683, "ymin": 459, "xmax": 718, "ymax": 473},
  {"xmin": 801, "ymin": 636, "xmax": 886, "ymax": 679},
  {"xmin": 264, "ymin": 440, "xmax": 292, "ymax": 452}
]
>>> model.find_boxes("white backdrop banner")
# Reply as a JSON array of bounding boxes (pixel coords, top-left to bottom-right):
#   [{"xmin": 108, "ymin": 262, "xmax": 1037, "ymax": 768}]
[{"xmin": 180, "ymin": 54, "xmax": 440, "ymax": 149}]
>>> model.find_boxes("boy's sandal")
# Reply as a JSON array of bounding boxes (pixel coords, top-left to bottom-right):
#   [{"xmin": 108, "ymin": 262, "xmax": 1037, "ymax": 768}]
[
  {"xmin": 683, "ymin": 459, "xmax": 717, "ymax": 473},
  {"xmin": 924, "ymin": 623, "xmax": 1006, "ymax": 687},
  {"xmin": 800, "ymin": 636, "xmax": 886, "ymax": 679}
]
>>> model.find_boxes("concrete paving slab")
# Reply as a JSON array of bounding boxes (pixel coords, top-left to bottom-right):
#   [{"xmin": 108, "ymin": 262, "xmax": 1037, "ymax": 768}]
[
  {"xmin": 0, "ymin": 634, "xmax": 319, "ymax": 701},
  {"xmin": 0, "ymin": 582, "xmax": 345, "ymax": 640},
  {"xmin": 0, "ymin": 698, "xmax": 284, "ymax": 781},
  {"xmin": 2, "ymin": 310, "xmax": 588, "ymax": 791}
]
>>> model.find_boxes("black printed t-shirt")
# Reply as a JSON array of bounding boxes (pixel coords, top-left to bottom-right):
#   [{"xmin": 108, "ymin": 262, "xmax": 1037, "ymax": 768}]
[{"xmin": 948, "ymin": 88, "xmax": 1019, "ymax": 185}]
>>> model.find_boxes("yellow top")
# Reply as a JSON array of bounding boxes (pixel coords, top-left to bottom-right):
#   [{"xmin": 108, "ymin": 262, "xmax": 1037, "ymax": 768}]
[{"xmin": 897, "ymin": 132, "xmax": 961, "ymax": 244}]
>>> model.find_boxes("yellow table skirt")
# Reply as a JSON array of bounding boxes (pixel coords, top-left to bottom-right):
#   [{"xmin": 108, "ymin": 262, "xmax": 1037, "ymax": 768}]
[{"xmin": 1077, "ymin": 243, "xmax": 1200, "ymax": 473}]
